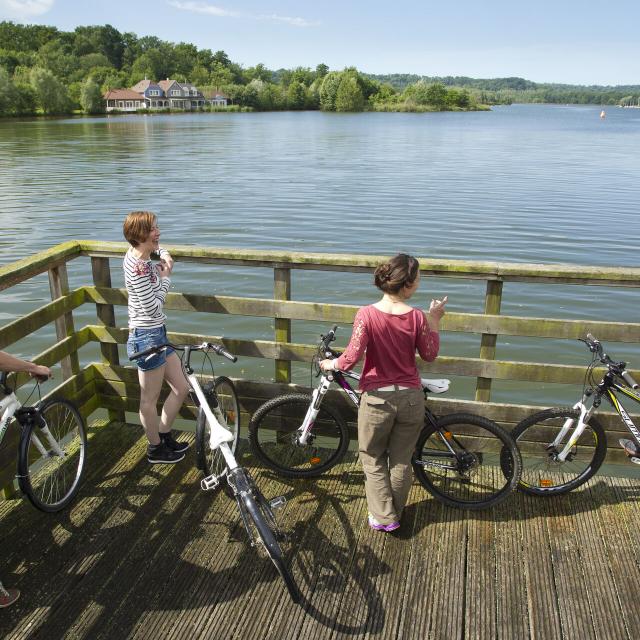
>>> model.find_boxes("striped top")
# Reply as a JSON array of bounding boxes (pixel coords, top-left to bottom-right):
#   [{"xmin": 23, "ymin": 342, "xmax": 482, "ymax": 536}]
[{"xmin": 123, "ymin": 248, "xmax": 171, "ymax": 328}]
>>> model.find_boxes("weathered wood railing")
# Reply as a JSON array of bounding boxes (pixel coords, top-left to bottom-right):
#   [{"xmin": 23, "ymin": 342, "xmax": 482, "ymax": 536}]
[{"xmin": 1, "ymin": 239, "xmax": 640, "ymax": 494}]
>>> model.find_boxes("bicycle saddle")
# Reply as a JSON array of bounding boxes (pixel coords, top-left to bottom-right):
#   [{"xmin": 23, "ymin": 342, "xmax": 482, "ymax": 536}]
[{"xmin": 421, "ymin": 378, "xmax": 450, "ymax": 394}]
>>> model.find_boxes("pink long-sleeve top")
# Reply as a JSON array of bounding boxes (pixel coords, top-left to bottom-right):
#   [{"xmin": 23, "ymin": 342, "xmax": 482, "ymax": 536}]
[{"xmin": 334, "ymin": 305, "xmax": 439, "ymax": 392}]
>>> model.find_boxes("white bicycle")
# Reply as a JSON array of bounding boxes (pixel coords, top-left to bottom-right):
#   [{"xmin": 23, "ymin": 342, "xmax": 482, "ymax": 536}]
[
  {"xmin": 129, "ymin": 341, "xmax": 301, "ymax": 603},
  {"xmin": 0, "ymin": 372, "xmax": 86, "ymax": 512}
]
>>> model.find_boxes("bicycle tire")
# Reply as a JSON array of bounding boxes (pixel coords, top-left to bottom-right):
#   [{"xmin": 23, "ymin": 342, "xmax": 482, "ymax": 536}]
[
  {"xmin": 509, "ymin": 406, "xmax": 607, "ymax": 496},
  {"xmin": 248, "ymin": 393, "xmax": 350, "ymax": 478},
  {"xmin": 195, "ymin": 376, "xmax": 240, "ymax": 476},
  {"xmin": 239, "ymin": 490, "xmax": 301, "ymax": 603},
  {"xmin": 412, "ymin": 412, "xmax": 522, "ymax": 509},
  {"xmin": 18, "ymin": 398, "xmax": 87, "ymax": 513}
]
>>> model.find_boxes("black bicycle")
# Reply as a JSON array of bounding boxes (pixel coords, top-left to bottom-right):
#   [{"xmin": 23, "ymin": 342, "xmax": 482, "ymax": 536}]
[
  {"xmin": 0, "ymin": 372, "xmax": 86, "ymax": 512},
  {"xmin": 510, "ymin": 333, "xmax": 640, "ymax": 496},
  {"xmin": 249, "ymin": 326, "xmax": 522, "ymax": 510},
  {"xmin": 130, "ymin": 341, "xmax": 300, "ymax": 603}
]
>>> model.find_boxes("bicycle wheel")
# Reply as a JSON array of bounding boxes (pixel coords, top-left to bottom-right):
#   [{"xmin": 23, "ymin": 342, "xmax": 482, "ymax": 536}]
[
  {"xmin": 412, "ymin": 413, "xmax": 522, "ymax": 509},
  {"xmin": 238, "ymin": 488, "xmax": 301, "ymax": 603},
  {"xmin": 509, "ymin": 407, "xmax": 607, "ymax": 496},
  {"xmin": 248, "ymin": 394, "xmax": 349, "ymax": 478},
  {"xmin": 17, "ymin": 399, "xmax": 87, "ymax": 513},
  {"xmin": 195, "ymin": 376, "xmax": 240, "ymax": 476}
]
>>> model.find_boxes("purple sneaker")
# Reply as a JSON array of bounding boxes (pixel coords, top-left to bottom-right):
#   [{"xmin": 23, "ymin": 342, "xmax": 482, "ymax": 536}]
[{"xmin": 368, "ymin": 514, "xmax": 400, "ymax": 532}]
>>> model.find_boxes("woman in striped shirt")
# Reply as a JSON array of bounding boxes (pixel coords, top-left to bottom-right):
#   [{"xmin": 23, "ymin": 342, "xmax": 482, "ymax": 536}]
[{"xmin": 124, "ymin": 211, "xmax": 190, "ymax": 464}]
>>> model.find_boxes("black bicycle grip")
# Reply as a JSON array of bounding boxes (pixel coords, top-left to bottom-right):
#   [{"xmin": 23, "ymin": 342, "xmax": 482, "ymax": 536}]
[
  {"xmin": 621, "ymin": 370, "xmax": 639, "ymax": 389},
  {"xmin": 129, "ymin": 345, "xmax": 165, "ymax": 361},
  {"xmin": 212, "ymin": 344, "xmax": 238, "ymax": 363}
]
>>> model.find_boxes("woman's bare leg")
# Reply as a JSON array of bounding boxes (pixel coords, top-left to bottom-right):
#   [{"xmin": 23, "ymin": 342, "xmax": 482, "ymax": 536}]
[
  {"xmin": 138, "ymin": 365, "xmax": 165, "ymax": 445},
  {"xmin": 159, "ymin": 352, "xmax": 190, "ymax": 433}
]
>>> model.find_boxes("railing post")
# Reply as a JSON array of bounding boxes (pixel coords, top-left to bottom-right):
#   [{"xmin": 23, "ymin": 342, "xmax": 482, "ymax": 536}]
[
  {"xmin": 274, "ymin": 266, "xmax": 291, "ymax": 383},
  {"xmin": 91, "ymin": 256, "xmax": 125, "ymax": 422},
  {"xmin": 475, "ymin": 279, "xmax": 503, "ymax": 402},
  {"xmin": 48, "ymin": 262, "xmax": 80, "ymax": 379}
]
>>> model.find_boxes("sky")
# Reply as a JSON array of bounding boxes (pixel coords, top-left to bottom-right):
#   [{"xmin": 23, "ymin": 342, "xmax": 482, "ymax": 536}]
[{"xmin": 0, "ymin": 0, "xmax": 639, "ymax": 85}]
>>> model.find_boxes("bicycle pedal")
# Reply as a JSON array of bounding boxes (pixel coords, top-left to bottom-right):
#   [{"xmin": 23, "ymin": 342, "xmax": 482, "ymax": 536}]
[
  {"xmin": 269, "ymin": 495, "xmax": 287, "ymax": 510},
  {"xmin": 201, "ymin": 474, "xmax": 220, "ymax": 491}
]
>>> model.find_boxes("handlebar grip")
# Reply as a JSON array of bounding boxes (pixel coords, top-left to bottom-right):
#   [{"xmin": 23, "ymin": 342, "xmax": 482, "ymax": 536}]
[
  {"xmin": 622, "ymin": 370, "xmax": 639, "ymax": 390},
  {"xmin": 129, "ymin": 345, "xmax": 165, "ymax": 361},
  {"xmin": 211, "ymin": 344, "xmax": 238, "ymax": 363}
]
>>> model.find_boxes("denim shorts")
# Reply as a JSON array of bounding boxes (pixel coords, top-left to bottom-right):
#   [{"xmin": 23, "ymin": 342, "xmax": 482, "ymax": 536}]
[{"xmin": 127, "ymin": 325, "xmax": 175, "ymax": 372}]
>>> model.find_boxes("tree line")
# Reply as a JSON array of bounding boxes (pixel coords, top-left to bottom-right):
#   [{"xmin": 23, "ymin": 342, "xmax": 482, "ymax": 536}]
[
  {"xmin": 367, "ymin": 73, "xmax": 640, "ymax": 106},
  {"xmin": 17, "ymin": 20, "xmax": 634, "ymax": 116},
  {"xmin": 0, "ymin": 21, "xmax": 482, "ymax": 116}
]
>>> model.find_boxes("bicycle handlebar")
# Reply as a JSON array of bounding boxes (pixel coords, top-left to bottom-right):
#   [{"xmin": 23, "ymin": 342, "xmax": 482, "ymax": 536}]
[
  {"xmin": 580, "ymin": 333, "xmax": 638, "ymax": 388},
  {"xmin": 129, "ymin": 342, "xmax": 238, "ymax": 363}
]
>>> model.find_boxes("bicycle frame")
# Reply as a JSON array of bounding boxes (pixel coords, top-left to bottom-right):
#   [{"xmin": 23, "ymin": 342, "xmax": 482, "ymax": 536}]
[
  {"xmin": 297, "ymin": 369, "xmax": 360, "ymax": 445},
  {"xmin": 0, "ymin": 391, "xmax": 66, "ymax": 459},
  {"xmin": 553, "ymin": 376, "xmax": 640, "ymax": 462},
  {"xmin": 185, "ymin": 371, "xmax": 237, "ymax": 473}
]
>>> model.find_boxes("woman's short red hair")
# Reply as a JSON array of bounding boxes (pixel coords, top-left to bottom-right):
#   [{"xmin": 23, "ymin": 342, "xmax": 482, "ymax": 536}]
[{"xmin": 123, "ymin": 211, "xmax": 157, "ymax": 247}]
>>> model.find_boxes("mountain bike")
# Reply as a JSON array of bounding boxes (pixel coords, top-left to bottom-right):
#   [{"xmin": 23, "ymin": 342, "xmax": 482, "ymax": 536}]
[
  {"xmin": 509, "ymin": 333, "xmax": 640, "ymax": 496},
  {"xmin": 129, "ymin": 341, "xmax": 301, "ymax": 603},
  {"xmin": 0, "ymin": 372, "xmax": 86, "ymax": 512},
  {"xmin": 249, "ymin": 326, "xmax": 522, "ymax": 510}
]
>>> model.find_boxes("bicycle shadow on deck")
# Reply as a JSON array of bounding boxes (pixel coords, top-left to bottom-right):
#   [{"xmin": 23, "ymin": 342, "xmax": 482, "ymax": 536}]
[{"xmin": 257, "ymin": 463, "xmax": 391, "ymax": 637}]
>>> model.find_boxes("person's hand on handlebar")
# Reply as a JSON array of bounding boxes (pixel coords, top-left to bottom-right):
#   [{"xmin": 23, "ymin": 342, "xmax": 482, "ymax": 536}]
[
  {"xmin": 30, "ymin": 364, "xmax": 51, "ymax": 382},
  {"xmin": 319, "ymin": 359, "xmax": 337, "ymax": 372}
]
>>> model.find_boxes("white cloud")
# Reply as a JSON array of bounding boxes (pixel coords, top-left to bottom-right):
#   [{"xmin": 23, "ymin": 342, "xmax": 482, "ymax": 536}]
[
  {"xmin": 0, "ymin": 0, "xmax": 54, "ymax": 19},
  {"xmin": 167, "ymin": 1, "xmax": 318, "ymax": 27}
]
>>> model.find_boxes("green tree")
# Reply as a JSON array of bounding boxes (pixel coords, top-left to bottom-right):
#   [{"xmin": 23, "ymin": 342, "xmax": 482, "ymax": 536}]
[
  {"xmin": 80, "ymin": 77, "xmax": 104, "ymax": 113},
  {"xmin": 37, "ymin": 40, "xmax": 79, "ymax": 81},
  {"xmin": 315, "ymin": 63, "xmax": 329, "ymax": 79},
  {"xmin": 30, "ymin": 67, "xmax": 71, "ymax": 114},
  {"xmin": 210, "ymin": 61, "xmax": 233, "ymax": 87},
  {"xmin": 319, "ymin": 71, "xmax": 341, "ymax": 111},
  {"xmin": 425, "ymin": 82, "xmax": 447, "ymax": 107},
  {"xmin": 0, "ymin": 66, "xmax": 11, "ymax": 115},
  {"xmin": 335, "ymin": 74, "xmax": 365, "ymax": 112},
  {"xmin": 286, "ymin": 81, "xmax": 306, "ymax": 110},
  {"xmin": 10, "ymin": 82, "xmax": 37, "ymax": 115}
]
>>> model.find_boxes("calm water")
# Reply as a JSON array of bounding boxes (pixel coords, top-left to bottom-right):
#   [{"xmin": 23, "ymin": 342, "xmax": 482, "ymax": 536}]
[{"xmin": 1, "ymin": 104, "xmax": 639, "ymax": 404}]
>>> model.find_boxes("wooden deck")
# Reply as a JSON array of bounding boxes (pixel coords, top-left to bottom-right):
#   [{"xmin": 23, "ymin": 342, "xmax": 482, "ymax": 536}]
[{"xmin": 1, "ymin": 420, "xmax": 639, "ymax": 640}]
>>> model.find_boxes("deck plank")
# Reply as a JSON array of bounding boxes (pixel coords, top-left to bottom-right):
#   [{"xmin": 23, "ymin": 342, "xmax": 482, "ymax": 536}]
[{"xmin": 1, "ymin": 421, "xmax": 640, "ymax": 640}]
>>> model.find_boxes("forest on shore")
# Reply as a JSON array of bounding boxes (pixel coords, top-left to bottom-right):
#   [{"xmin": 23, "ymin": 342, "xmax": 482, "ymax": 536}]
[{"xmin": 1, "ymin": 21, "xmax": 637, "ymax": 117}]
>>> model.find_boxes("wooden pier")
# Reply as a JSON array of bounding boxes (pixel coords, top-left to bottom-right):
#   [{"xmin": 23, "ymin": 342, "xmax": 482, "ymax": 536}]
[
  {"xmin": 1, "ymin": 242, "xmax": 640, "ymax": 638},
  {"xmin": 1, "ymin": 419, "xmax": 639, "ymax": 639}
]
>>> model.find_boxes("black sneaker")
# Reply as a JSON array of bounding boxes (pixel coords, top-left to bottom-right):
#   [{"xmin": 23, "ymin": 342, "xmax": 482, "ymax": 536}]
[
  {"xmin": 147, "ymin": 441, "xmax": 185, "ymax": 464},
  {"xmin": 160, "ymin": 431, "xmax": 190, "ymax": 453}
]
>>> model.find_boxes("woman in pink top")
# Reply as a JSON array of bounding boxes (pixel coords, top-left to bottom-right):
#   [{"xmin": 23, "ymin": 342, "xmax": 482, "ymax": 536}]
[{"xmin": 320, "ymin": 254, "xmax": 446, "ymax": 532}]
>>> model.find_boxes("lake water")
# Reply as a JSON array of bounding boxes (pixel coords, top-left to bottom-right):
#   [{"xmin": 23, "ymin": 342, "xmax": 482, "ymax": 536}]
[{"xmin": 1, "ymin": 104, "xmax": 640, "ymax": 405}]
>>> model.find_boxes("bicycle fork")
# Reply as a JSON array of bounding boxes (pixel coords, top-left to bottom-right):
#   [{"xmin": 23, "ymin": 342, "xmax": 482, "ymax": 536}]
[
  {"xmin": 297, "ymin": 375, "xmax": 332, "ymax": 446},
  {"xmin": 552, "ymin": 400, "xmax": 595, "ymax": 462}
]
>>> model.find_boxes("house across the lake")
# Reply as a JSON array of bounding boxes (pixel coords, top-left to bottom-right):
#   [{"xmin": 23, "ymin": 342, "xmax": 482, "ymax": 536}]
[
  {"xmin": 103, "ymin": 78, "xmax": 210, "ymax": 112},
  {"xmin": 103, "ymin": 89, "xmax": 146, "ymax": 112}
]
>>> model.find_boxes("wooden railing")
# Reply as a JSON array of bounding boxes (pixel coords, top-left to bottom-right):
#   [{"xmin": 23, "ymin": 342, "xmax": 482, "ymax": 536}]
[{"xmin": 1, "ymin": 240, "xmax": 640, "ymax": 494}]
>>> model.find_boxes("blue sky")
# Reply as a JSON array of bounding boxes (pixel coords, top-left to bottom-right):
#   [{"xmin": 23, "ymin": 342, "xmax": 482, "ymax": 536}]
[{"xmin": 1, "ymin": 0, "xmax": 638, "ymax": 85}]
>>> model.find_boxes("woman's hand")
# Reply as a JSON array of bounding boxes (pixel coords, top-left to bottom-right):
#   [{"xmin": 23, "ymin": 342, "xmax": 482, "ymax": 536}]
[
  {"xmin": 157, "ymin": 260, "xmax": 172, "ymax": 278},
  {"xmin": 161, "ymin": 251, "xmax": 174, "ymax": 270},
  {"xmin": 426, "ymin": 295, "xmax": 447, "ymax": 329},
  {"xmin": 30, "ymin": 364, "xmax": 51, "ymax": 381},
  {"xmin": 319, "ymin": 359, "xmax": 336, "ymax": 372}
]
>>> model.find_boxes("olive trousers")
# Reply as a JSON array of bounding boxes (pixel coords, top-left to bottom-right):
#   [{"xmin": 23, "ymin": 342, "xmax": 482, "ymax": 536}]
[{"xmin": 358, "ymin": 387, "xmax": 424, "ymax": 526}]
